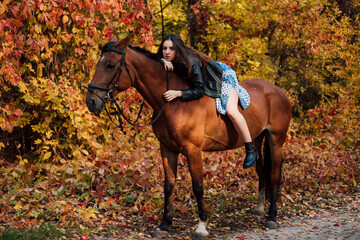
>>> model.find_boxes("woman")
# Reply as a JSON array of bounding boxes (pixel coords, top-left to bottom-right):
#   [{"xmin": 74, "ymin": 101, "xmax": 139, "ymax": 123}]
[{"xmin": 157, "ymin": 34, "xmax": 258, "ymax": 169}]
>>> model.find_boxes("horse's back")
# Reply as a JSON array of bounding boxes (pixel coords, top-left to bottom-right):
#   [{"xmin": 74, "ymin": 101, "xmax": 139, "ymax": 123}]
[
  {"xmin": 243, "ymin": 78, "xmax": 292, "ymax": 137},
  {"xmin": 201, "ymin": 78, "xmax": 291, "ymax": 151}
]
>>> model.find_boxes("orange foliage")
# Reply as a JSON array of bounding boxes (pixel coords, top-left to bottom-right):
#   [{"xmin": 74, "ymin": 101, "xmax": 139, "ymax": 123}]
[
  {"xmin": 0, "ymin": 0, "xmax": 359, "ymax": 237},
  {"xmin": 0, "ymin": 0, "xmax": 154, "ymax": 161}
]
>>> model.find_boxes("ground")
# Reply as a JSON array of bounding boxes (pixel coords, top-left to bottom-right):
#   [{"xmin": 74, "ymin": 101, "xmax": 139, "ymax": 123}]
[
  {"xmin": 221, "ymin": 209, "xmax": 360, "ymax": 240},
  {"xmin": 95, "ymin": 192, "xmax": 360, "ymax": 239}
]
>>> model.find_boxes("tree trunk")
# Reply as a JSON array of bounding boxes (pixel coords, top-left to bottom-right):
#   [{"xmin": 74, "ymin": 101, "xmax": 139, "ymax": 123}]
[{"xmin": 188, "ymin": 0, "xmax": 198, "ymax": 49}]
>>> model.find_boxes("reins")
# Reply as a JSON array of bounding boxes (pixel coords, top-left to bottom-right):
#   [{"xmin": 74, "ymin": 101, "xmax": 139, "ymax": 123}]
[{"xmin": 84, "ymin": 42, "xmax": 169, "ymax": 131}]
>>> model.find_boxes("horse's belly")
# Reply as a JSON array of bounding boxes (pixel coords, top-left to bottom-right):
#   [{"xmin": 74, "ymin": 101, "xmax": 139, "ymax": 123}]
[{"xmin": 201, "ymin": 115, "xmax": 243, "ymax": 151}]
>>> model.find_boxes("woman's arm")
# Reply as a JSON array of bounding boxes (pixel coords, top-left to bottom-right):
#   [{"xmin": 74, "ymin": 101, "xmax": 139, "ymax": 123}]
[
  {"xmin": 181, "ymin": 60, "xmax": 205, "ymax": 101},
  {"xmin": 163, "ymin": 90, "xmax": 182, "ymax": 102},
  {"xmin": 161, "ymin": 59, "xmax": 205, "ymax": 102},
  {"xmin": 161, "ymin": 58, "xmax": 174, "ymax": 71},
  {"xmin": 161, "ymin": 59, "xmax": 181, "ymax": 101}
]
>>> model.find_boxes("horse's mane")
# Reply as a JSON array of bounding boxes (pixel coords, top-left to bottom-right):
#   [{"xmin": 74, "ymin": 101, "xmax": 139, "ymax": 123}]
[{"xmin": 129, "ymin": 45, "xmax": 160, "ymax": 62}]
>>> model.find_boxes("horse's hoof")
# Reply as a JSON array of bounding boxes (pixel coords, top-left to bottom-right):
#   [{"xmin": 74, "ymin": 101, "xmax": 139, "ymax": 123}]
[
  {"xmin": 192, "ymin": 231, "xmax": 209, "ymax": 239},
  {"xmin": 153, "ymin": 228, "xmax": 168, "ymax": 239},
  {"xmin": 266, "ymin": 220, "xmax": 278, "ymax": 229},
  {"xmin": 250, "ymin": 208, "xmax": 265, "ymax": 217}
]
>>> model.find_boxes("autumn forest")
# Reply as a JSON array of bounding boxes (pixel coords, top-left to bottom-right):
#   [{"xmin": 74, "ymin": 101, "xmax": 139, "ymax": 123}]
[{"xmin": 0, "ymin": 0, "xmax": 359, "ymax": 239}]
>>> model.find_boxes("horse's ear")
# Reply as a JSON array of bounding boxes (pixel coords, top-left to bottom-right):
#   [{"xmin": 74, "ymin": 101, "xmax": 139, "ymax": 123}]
[
  {"xmin": 110, "ymin": 34, "xmax": 119, "ymax": 42},
  {"xmin": 117, "ymin": 33, "xmax": 132, "ymax": 49}
]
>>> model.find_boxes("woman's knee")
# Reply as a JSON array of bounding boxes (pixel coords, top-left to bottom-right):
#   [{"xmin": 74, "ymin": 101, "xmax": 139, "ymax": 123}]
[
  {"xmin": 226, "ymin": 104, "xmax": 239, "ymax": 118},
  {"xmin": 226, "ymin": 88, "xmax": 241, "ymax": 117}
]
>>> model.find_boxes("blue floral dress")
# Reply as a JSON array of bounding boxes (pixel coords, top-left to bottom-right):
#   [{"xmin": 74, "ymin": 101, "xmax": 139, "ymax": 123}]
[{"xmin": 215, "ymin": 62, "xmax": 251, "ymax": 115}]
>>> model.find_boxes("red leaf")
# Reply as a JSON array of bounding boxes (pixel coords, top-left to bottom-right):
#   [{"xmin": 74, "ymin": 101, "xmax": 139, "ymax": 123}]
[
  {"xmin": 5, "ymin": 121, "xmax": 13, "ymax": 132},
  {"xmin": 312, "ymin": 226, "xmax": 319, "ymax": 229},
  {"xmin": 13, "ymin": 109, "xmax": 23, "ymax": 117},
  {"xmin": 104, "ymin": 27, "xmax": 113, "ymax": 39},
  {"xmin": 12, "ymin": 20, "xmax": 24, "ymax": 27},
  {"xmin": 76, "ymin": 16, "xmax": 86, "ymax": 27},
  {"xmin": 80, "ymin": 234, "xmax": 90, "ymax": 240},
  {"xmin": 136, "ymin": 12, "xmax": 145, "ymax": 20},
  {"xmin": 11, "ymin": 6, "xmax": 19, "ymax": 17},
  {"xmin": 334, "ymin": 223, "xmax": 340, "ymax": 227},
  {"xmin": 26, "ymin": 38, "xmax": 34, "ymax": 46}
]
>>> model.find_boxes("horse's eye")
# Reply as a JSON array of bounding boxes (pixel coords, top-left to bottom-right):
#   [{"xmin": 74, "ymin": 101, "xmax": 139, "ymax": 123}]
[{"xmin": 106, "ymin": 63, "xmax": 115, "ymax": 70}]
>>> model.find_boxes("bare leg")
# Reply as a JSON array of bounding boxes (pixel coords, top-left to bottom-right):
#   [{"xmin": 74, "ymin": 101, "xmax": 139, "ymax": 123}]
[
  {"xmin": 226, "ymin": 88, "xmax": 258, "ymax": 168},
  {"xmin": 226, "ymin": 88, "xmax": 252, "ymax": 142}
]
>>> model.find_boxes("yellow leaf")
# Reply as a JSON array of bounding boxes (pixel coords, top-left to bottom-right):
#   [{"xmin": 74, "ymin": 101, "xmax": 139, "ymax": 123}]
[
  {"xmin": 73, "ymin": 149, "xmax": 81, "ymax": 159},
  {"xmin": 12, "ymin": 171, "xmax": 19, "ymax": 178},
  {"xmin": 46, "ymin": 131, "xmax": 52, "ymax": 139},
  {"xmin": 62, "ymin": 15, "xmax": 69, "ymax": 24},
  {"xmin": 0, "ymin": 2, "xmax": 8, "ymax": 15},
  {"xmin": 37, "ymin": 64, "xmax": 43, "ymax": 77},
  {"xmin": 34, "ymin": 24, "xmax": 41, "ymax": 34},
  {"xmin": 99, "ymin": 202, "xmax": 109, "ymax": 209},
  {"xmin": 26, "ymin": 63, "xmax": 35, "ymax": 73},
  {"xmin": 81, "ymin": 149, "xmax": 89, "ymax": 155},
  {"xmin": 14, "ymin": 203, "xmax": 23, "ymax": 210},
  {"xmin": 43, "ymin": 152, "xmax": 51, "ymax": 160},
  {"xmin": 17, "ymin": 81, "xmax": 27, "ymax": 93}
]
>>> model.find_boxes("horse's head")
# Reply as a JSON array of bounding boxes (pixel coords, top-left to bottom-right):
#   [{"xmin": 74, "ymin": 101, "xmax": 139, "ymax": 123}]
[{"xmin": 86, "ymin": 34, "xmax": 132, "ymax": 113}]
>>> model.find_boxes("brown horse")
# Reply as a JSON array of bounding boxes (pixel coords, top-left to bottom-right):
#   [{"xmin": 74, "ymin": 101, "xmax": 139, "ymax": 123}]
[{"xmin": 85, "ymin": 34, "xmax": 292, "ymax": 237}]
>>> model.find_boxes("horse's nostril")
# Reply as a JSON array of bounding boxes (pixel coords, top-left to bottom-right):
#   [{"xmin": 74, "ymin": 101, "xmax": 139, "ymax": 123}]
[
  {"xmin": 90, "ymin": 99, "xmax": 96, "ymax": 108},
  {"xmin": 87, "ymin": 98, "xmax": 97, "ymax": 112}
]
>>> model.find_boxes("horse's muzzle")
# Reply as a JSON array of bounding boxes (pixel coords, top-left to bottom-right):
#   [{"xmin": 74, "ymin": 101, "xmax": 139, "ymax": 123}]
[{"xmin": 86, "ymin": 95, "xmax": 105, "ymax": 113}]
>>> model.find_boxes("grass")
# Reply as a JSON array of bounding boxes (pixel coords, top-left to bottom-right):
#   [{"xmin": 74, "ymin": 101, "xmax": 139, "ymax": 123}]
[{"xmin": 0, "ymin": 223, "xmax": 70, "ymax": 240}]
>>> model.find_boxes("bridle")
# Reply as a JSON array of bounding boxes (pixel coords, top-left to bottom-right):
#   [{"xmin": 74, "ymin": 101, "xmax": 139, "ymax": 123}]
[{"xmin": 84, "ymin": 42, "xmax": 169, "ymax": 131}]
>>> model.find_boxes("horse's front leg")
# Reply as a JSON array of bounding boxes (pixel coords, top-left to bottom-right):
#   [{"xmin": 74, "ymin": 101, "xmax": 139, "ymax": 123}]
[
  {"xmin": 155, "ymin": 143, "xmax": 179, "ymax": 235},
  {"xmin": 187, "ymin": 148, "xmax": 209, "ymax": 237}
]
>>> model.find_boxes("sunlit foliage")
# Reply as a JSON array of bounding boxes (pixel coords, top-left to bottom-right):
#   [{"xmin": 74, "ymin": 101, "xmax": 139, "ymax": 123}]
[{"xmin": 0, "ymin": 0, "xmax": 359, "ymax": 237}]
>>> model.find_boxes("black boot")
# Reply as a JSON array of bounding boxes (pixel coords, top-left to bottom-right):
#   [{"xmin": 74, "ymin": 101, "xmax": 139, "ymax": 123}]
[{"xmin": 243, "ymin": 142, "xmax": 259, "ymax": 169}]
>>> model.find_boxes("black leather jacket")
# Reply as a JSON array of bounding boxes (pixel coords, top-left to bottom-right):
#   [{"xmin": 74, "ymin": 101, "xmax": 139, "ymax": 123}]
[{"xmin": 173, "ymin": 59, "xmax": 223, "ymax": 101}]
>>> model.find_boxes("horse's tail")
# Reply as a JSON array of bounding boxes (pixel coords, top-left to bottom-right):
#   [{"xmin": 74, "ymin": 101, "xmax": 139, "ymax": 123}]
[
  {"xmin": 254, "ymin": 129, "xmax": 271, "ymax": 201},
  {"xmin": 263, "ymin": 131, "xmax": 283, "ymax": 201}
]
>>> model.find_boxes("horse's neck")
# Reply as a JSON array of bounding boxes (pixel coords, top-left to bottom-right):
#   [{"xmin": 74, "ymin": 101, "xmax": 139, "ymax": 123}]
[{"xmin": 129, "ymin": 49, "xmax": 169, "ymax": 112}]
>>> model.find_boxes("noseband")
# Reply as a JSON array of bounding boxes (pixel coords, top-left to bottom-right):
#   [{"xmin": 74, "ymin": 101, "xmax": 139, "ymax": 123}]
[{"xmin": 84, "ymin": 42, "xmax": 169, "ymax": 130}]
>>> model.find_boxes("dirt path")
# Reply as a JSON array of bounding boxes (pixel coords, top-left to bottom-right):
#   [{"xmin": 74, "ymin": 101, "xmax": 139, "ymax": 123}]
[
  {"xmin": 220, "ymin": 210, "xmax": 360, "ymax": 240},
  {"xmin": 207, "ymin": 192, "xmax": 360, "ymax": 240}
]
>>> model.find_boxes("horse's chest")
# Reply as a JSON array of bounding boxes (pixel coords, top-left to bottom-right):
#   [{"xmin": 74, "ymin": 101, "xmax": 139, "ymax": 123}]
[
  {"xmin": 152, "ymin": 116, "xmax": 203, "ymax": 151},
  {"xmin": 152, "ymin": 123, "xmax": 180, "ymax": 148}
]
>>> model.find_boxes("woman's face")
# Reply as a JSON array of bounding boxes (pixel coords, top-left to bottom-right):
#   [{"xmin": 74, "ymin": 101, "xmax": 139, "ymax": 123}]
[{"xmin": 162, "ymin": 40, "xmax": 176, "ymax": 61}]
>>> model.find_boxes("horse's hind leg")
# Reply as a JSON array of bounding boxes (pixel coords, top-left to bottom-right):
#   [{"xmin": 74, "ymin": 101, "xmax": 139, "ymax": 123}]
[
  {"xmin": 266, "ymin": 133, "xmax": 285, "ymax": 229},
  {"xmin": 155, "ymin": 143, "xmax": 179, "ymax": 236},
  {"xmin": 252, "ymin": 132, "xmax": 266, "ymax": 216}
]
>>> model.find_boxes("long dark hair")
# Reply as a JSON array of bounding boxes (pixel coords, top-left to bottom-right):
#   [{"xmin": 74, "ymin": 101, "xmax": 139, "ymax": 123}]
[{"xmin": 157, "ymin": 34, "xmax": 210, "ymax": 76}]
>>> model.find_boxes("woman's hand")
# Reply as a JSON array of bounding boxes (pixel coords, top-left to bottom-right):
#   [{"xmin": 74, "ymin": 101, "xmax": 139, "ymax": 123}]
[
  {"xmin": 163, "ymin": 90, "xmax": 182, "ymax": 102},
  {"xmin": 161, "ymin": 58, "xmax": 174, "ymax": 71}
]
